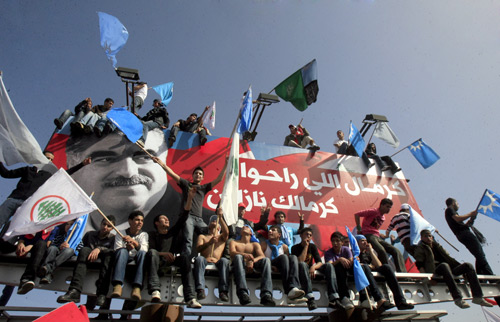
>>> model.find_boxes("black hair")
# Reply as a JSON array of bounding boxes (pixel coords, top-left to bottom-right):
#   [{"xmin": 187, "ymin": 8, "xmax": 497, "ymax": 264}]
[
  {"xmin": 128, "ymin": 210, "xmax": 144, "ymax": 220},
  {"xmin": 380, "ymin": 198, "xmax": 393, "ymax": 206}
]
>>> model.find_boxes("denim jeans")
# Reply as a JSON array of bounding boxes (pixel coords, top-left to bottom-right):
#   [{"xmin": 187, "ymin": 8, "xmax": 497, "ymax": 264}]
[
  {"xmin": 271, "ymin": 254, "xmax": 301, "ymax": 294},
  {"xmin": 181, "ymin": 215, "xmax": 208, "ymax": 257},
  {"xmin": 194, "ymin": 256, "xmax": 229, "ymax": 293},
  {"xmin": 0, "ymin": 198, "xmax": 24, "ymax": 229},
  {"xmin": 320, "ymin": 263, "xmax": 340, "ymax": 301},
  {"xmin": 232, "ymin": 255, "xmax": 272, "ymax": 297},
  {"xmin": 435, "ymin": 262, "xmax": 483, "ymax": 299},
  {"xmin": 297, "ymin": 262, "xmax": 314, "ymax": 299},
  {"xmin": 374, "ymin": 264, "xmax": 405, "ymax": 305},
  {"xmin": 20, "ymin": 240, "xmax": 47, "ymax": 282},
  {"xmin": 146, "ymin": 249, "xmax": 195, "ymax": 302},
  {"xmin": 70, "ymin": 247, "xmax": 113, "ymax": 295},
  {"xmin": 359, "ymin": 263, "xmax": 383, "ymax": 302},
  {"xmin": 112, "ymin": 248, "xmax": 146, "ymax": 287},
  {"xmin": 43, "ymin": 245, "xmax": 74, "ymax": 273}
]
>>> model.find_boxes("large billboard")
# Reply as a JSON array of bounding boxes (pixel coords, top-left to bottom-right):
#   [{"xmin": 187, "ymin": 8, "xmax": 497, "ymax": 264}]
[{"xmin": 46, "ymin": 121, "xmax": 419, "ymax": 252}]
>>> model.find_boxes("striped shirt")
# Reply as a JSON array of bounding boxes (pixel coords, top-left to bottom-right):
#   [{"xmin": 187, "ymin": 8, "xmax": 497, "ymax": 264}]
[{"xmin": 386, "ymin": 212, "xmax": 410, "ymax": 242}]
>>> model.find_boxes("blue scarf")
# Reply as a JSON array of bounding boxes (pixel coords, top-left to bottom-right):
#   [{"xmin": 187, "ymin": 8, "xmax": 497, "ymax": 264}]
[{"xmin": 266, "ymin": 239, "xmax": 284, "ymax": 260}]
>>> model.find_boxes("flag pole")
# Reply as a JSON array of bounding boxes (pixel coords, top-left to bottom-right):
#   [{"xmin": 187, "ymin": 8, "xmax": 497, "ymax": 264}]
[
  {"xmin": 135, "ymin": 143, "xmax": 169, "ymax": 172},
  {"xmin": 435, "ymin": 231, "xmax": 459, "ymax": 252},
  {"xmin": 65, "ymin": 192, "xmax": 94, "ymax": 242},
  {"xmin": 389, "ymin": 138, "xmax": 420, "ymax": 158},
  {"xmin": 475, "ymin": 189, "xmax": 488, "ymax": 212},
  {"xmin": 96, "ymin": 208, "xmax": 125, "ymax": 239}
]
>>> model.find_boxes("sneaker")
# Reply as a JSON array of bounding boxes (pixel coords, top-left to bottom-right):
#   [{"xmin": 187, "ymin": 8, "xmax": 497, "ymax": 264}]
[
  {"xmin": 94, "ymin": 126, "xmax": 103, "ymax": 138},
  {"xmin": 472, "ymin": 297, "xmax": 493, "ymax": 307},
  {"xmin": 397, "ymin": 302, "xmax": 414, "ymax": 310},
  {"xmin": 37, "ymin": 266, "xmax": 48, "ymax": 278},
  {"xmin": 239, "ymin": 292, "xmax": 251, "ymax": 305},
  {"xmin": 57, "ymin": 289, "xmax": 81, "ymax": 303},
  {"xmin": 219, "ymin": 291, "xmax": 229, "ymax": 302},
  {"xmin": 328, "ymin": 299, "xmax": 341, "ymax": 309},
  {"xmin": 340, "ymin": 296, "xmax": 354, "ymax": 310},
  {"xmin": 454, "ymin": 298, "xmax": 470, "ymax": 309},
  {"xmin": 131, "ymin": 287, "xmax": 141, "ymax": 301},
  {"xmin": 83, "ymin": 125, "xmax": 93, "ymax": 134},
  {"xmin": 96, "ymin": 294, "xmax": 107, "ymax": 307},
  {"xmin": 17, "ymin": 280, "xmax": 34, "ymax": 295},
  {"xmin": 40, "ymin": 273, "xmax": 53, "ymax": 285},
  {"xmin": 360, "ymin": 299, "xmax": 373, "ymax": 310},
  {"xmin": 200, "ymin": 137, "xmax": 207, "ymax": 146},
  {"xmin": 151, "ymin": 290, "xmax": 161, "ymax": 303},
  {"xmin": 292, "ymin": 297, "xmax": 309, "ymax": 303},
  {"xmin": 260, "ymin": 294, "xmax": 276, "ymax": 307},
  {"xmin": 188, "ymin": 298, "xmax": 202, "ymax": 309},
  {"xmin": 307, "ymin": 298, "xmax": 318, "ymax": 311},
  {"xmin": 111, "ymin": 284, "xmax": 122, "ymax": 298},
  {"xmin": 287, "ymin": 287, "xmax": 305, "ymax": 300},
  {"xmin": 196, "ymin": 289, "xmax": 206, "ymax": 300}
]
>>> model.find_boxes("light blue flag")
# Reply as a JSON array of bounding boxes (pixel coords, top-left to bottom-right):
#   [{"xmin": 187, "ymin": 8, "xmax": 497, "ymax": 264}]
[
  {"xmin": 98, "ymin": 12, "xmax": 129, "ymax": 68},
  {"xmin": 107, "ymin": 107, "xmax": 143, "ymax": 143},
  {"xmin": 237, "ymin": 86, "xmax": 252, "ymax": 134},
  {"xmin": 349, "ymin": 121, "xmax": 365, "ymax": 158},
  {"xmin": 409, "ymin": 206, "xmax": 435, "ymax": 245},
  {"xmin": 407, "ymin": 139, "xmax": 440, "ymax": 169},
  {"xmin": 152, "ymin": 82, "xmax": 174, "ymax": 107},
  {"xmin": 477, "ymin": 189, "xmax": 500, "ymax": 223},
  {"xmin": 67, "ymin": 214, "xmax": 88, "ymax": 256},
  {"xmin": 345, "ymin": 226, "xmax": 370, "ymax": 292}
]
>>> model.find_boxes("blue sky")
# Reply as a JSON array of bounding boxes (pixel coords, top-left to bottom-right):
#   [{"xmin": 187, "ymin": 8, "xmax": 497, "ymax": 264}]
[{"xmin": 2, "ymin": 1, "xmax": 500, "ymax": 320}]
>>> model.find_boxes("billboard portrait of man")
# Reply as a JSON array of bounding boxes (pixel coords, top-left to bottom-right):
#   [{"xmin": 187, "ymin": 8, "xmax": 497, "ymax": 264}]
[{"xmin": 64, "ymin": 128, "xmax": 168, "ymax": 229}]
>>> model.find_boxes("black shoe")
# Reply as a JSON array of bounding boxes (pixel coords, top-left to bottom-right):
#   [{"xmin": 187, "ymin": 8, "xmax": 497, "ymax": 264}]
[
  {"xmin": 57, "ymin": 289, "xmax": 81, "ymax": 303},
  {"xmin": 103, "ymin": 123, "xmax": 113, "ymax": 135},
  {"xmin": 219, "ymin": 291, "xmax": 229, "ymax": 302},
  {"xmin": 54, "ymin": 118, "xmax": 64, "ymax": 129},
  {"xmin": 168, "ymin": 137, "xmax": 175, "ymax": 147},
  {"xmin": 94, "ymin": 126, "xmax": 103, "ymax": 138},
  {"xmin": 96, "ymin": 294, "xmax": 107, "ymax": 307},
  {"xmin": 37, "ymin": 266, "xmax": 48, "ymax": 278},
  {"xmin": 307, "ymin": 298, "xmax": 318, "ymax": 311},
  {"xmin": 200, "ymin": 137, "xmax": 207, "ymax": 146},
  {"xmin": 239, "ymin": 292, "xmax": 251, "ymax": 305},
  {"xmin": 380, "ymin": 300, "xmax": 395, "ymax": 311},
  {"xmin": 397, "ymin": 302, "xmax": 414, "ymax": 310},
  {"xmin": 260, "ymin": 294, "xmax": 276, "ymax": 307},
  {"xmin": 40, "ymin": 273, "xmax": 53, "ymax": 285},
  {"xmin": 83, "ymin": 125, "xmax": 93, "ymax": 134},
  {"xmin": 17, "ymin": 280, "xmax": 35, "ymax": 295},
  {"xmin": 196, "ymin": 289, "xmax": 206, "ymax": 300}
]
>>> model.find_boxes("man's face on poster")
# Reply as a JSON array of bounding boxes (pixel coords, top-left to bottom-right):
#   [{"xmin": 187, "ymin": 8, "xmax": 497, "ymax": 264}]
[{"xmin": 66, "ymin": 129, "xmax": 168, "ymax": 228}]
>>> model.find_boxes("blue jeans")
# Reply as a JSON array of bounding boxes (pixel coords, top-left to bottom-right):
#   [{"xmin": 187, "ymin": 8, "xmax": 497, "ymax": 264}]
[
  {"xmin": 43, "ymin": 245, "xmax": 74, "ymax": 273},
  {"xmin": 146, "ymin": 249, "xmax": 195, "ymax": 302},
  {"xmin": 112, "ymin": 248, "xmax": 146, "ymax": 287},
  {"xmin": 181, "ymin": 215, "xmax": 208, "ymax": 256},
  {"xmin": 232, "ymin": 255, "xmax": 272, "ymax": 297},
  {"xmin": 271, "ymin": 254, "xmax": 301, "ymax": 293},
  {"xmin": 321, "ymin": 263, "xmax": 340, "ymax": 301},
  {"xmin": 194, "ymin": 256, "xmax": 229, "ymax": 293},
  {"xmin": 297, "ymin": 262, "xmax": 314, "ymax": 300},
  {"xmin": 0, "ymin": 198, "xmax": 24, "ymax": 229}
]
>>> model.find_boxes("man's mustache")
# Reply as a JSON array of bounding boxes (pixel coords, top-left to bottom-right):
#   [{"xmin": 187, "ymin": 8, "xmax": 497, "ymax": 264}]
[{"xmin": 104, "ymin": 175, "xmax": 153, "ymax": 189}]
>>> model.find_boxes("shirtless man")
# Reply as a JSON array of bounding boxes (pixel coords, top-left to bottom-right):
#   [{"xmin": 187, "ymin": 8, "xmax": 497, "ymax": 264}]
[
  {"xmin": 193, "ymin": 207, "xmax": 230, "ymax": 302},
  {"xmin": 229, "ymin": 225, "xmax": 275, "ymax": 306}
]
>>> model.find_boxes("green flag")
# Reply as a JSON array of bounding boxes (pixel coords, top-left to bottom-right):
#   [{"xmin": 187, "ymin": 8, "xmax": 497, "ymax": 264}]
[{"xmin": 274, "ymin": 59, "xmax": 318, "ymax": 112}]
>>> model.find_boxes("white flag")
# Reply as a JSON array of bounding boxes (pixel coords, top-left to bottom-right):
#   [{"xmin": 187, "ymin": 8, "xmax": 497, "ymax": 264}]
[
  {"xmin": 3, "ymin": 169, "xmax": 98, "ymax": 238},
  {"xmin": 373, "ymin": 122, "xmax": 400, "ymax": 148},
  {"xmin": 0, "ymin": 75, "xmax": 51, "ymax": 168},
  {"xmin": 409, "ymin": 206, "xmax": 436, "ymax": 246},
  {"xmin": 483, "ymin": 307, "xmax": 500, "ymax": 322},
  {"xmin": 202, "ymin": 101, "xmax": 216, "ymax": 130},
  {"xmin": 220, "ymin": 131, "xmax": 239, "ymax": 226}
]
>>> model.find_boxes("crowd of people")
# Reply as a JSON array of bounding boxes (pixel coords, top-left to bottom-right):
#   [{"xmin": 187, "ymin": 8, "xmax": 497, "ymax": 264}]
[{"xmin": 0, "ymin": 95, "xmax": 496, "ymax": 318}]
